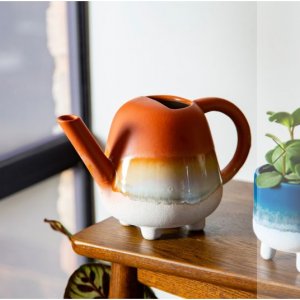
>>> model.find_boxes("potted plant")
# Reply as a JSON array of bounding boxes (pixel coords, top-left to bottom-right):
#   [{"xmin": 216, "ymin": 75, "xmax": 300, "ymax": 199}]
[
  {"xmin": 45, "ymin": 219, "xmax": 156, "ymax": 299},
  {"xmin": 254, "ymin": 108, "xmax": 300, "ymax": 272}
]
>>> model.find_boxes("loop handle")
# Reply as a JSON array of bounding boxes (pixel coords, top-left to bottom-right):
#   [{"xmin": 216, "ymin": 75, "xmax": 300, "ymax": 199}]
[{"xmin": 194, "ymin": 97, "xmax": 251, "ymax": 184}]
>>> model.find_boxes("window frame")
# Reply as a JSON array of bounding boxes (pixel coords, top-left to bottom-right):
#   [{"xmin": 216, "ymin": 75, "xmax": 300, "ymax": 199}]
[{"xmin": 0, "ymin": 2, "xmax": 93, "ymax": 230}]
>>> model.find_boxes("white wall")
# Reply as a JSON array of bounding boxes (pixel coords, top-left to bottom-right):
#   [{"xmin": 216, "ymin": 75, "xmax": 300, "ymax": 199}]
[
  {"xmin": 88, "ymin": 2, "xmax": 300, "ymax": 298},
  {"xmin": 89, "ymin": 1, "xmax": 257, "ymax": 224},
  {"xmin": 257, "ymin": 2, "xmax": 300, "ymax": 167}
]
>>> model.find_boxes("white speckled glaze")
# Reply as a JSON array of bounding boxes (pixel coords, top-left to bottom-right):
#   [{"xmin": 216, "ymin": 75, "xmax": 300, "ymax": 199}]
[
  {"xmin": 100, "ymin": 184, "xmax": 222, "ymax": 239},
  {"xmin": 254, "ymin": 219, "xmax": 300, "ymax": 272},
  {"xmin": 253, "ymin": 219, "xmax": 300, "ymax": 254}
]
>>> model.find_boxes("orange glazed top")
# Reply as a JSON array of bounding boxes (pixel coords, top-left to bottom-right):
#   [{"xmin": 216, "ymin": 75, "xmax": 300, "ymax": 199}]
[{"xmin": 105, "ymin": 96, "xmax": 215, "ymax": 163}]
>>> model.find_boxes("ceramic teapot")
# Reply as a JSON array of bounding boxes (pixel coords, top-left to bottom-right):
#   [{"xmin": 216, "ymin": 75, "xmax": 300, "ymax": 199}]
[{"xmin": 58, "ymin": 95, "xmax": 251, "ymax": 239}]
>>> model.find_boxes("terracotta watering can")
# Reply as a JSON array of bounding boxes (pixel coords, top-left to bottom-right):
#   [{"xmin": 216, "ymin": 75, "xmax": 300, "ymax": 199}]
[{"xmin": 58, "ymin": 95, "xmax": 251, "ymax": 239}]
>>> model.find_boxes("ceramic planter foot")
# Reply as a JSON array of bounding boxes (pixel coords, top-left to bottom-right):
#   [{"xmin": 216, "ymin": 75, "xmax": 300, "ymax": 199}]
[
  {"xmin": 140, "ymin": 227, "xmax": 162, "ymax": 240},
  {"xmin": 297, "ymin": 253, "xmax": 300, "ymax": 272},
  {"xmin": 261, "ymin": 243, "xmax": 276, "ymax": 260},
  {"xmin": 119, "ymin": 220, "xmax": 131, "ymax": 226},
  {"xmin": 186, "ymin": 219, "xmax": 206, "ymax": 231}
]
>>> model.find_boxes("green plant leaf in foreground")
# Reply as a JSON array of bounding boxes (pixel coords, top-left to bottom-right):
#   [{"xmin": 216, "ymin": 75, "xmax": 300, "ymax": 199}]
[
  {"xmin": 272, "ymin": 145, "xmax": 291, "ymax": 174},
  {"xmin": 290, "ymin": 155, "xmax": 300, "ymax": 173},
  {"xmin": 286, "ymin": 145, "xmax": 300, "ymax": 173},
  {"xmin": 292, "ymin": 108, "xmax": 300, "ymax": 127},
  {"xmin": 265, "ymin": 133, "xmax": 283, "ymax": 146},
  {"xmin": 256, "ymin": 172, "xmax": 283, "ymax": 188},
  {"xmin": 285, "ymin": 139, "xmax": 300, "ymax": 149},
  {"xmin": 286, "ymin": 145, "xmax": 300, "ymax": 157},
  {"xmin": 265, "ymin": 149, "xmax": 274, "ymax": 165},
  {"xmin": 44, "ymin": 219, "xmax": 72, "ymax": 241},
  {"xmin": 267, "ymin": 111, "xmax": 275, "ymax": 116},
  {"xmin": 64, "ymin": 263, "xmax": 157, "ymax": 299},
  {"xmin": 295, "ymin": 164, "xmax": 300, "ymax": 178},
  {"xmin": 285, "ymin": 173, "xmax": 300, "ymax": 180},
  {"xmin": 269, "ymin": 112, "xmax": 294, "ymax": 129},
  {"xmin": 44, "ymin": 220, "xmax": 157, "ymax": 299},
  {"xmin": 64, "ymin": 263, "xmax": 111, "ymax": 299}
]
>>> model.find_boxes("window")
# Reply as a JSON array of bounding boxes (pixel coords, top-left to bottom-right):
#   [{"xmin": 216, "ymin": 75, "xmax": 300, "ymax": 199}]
[{"xmin": 0, "ymin": 2, "xmax": 92, "ymax": 298}]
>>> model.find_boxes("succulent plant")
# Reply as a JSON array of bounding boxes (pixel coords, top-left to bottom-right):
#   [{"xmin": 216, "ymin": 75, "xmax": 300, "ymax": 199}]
[{"xmin": 256, "ymin": 108, "xmax": 300, "ymax": 188}]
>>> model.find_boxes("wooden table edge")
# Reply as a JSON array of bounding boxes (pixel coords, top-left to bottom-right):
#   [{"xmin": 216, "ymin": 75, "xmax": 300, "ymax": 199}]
[
  {"xmin": 72, "ymin": 237, "xmax": 258, "ymax": 294},
  {"xmin": 72, "ymin": 236, "xmax": 300, "ymax": 298}
]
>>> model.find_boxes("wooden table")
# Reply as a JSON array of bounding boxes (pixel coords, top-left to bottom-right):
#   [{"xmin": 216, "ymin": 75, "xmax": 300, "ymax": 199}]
[{"xmin": 72, "ymin": 181, "xmax": 300, "ymax": 299}]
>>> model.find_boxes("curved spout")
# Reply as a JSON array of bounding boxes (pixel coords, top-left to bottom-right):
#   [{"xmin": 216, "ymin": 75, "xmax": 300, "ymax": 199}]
[{"xmin": 57, "ymin": 115, "xmax": 115, "ymax": 188}]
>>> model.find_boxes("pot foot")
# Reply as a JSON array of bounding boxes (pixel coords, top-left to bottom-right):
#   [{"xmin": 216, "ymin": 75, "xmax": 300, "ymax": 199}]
[
  {"xmin": 186, "ymin": 219, "xmax": 206, "ymax": 231},
  {"xmin": 261, "ymin": 243, "xmax": 276, "ymax": 260},
  {"xmin": 140, "ymin": 227, "xmax": 162, "ymax": 240},
  {"xmin": 297, "ymin": 253, "xmax": 300, "ymax": 272},
  {"xmin": 119, "ymin": 220, "xmax": 131, "ymax": 226}
]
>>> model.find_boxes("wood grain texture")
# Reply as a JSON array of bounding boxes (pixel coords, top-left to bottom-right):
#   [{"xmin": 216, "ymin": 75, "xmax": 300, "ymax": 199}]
[
  {"xmin": 138, "ymin": 269, "xmax": 258, "ymax": 299},
  {"xmin": 109, "ymin": 263, "xmax": 143, "ymax": 299},
  {"xmin": 72, "ymin": 181, "xmax": 300, "ymax": 298}
]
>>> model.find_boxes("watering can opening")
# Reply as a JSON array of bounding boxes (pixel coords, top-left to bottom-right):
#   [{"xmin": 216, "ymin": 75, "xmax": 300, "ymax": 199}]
[
  {"xmin": 57, "ymin": 115, "xmax": 79, "ymax": 122},
  {"xmin": 147, "ymin": 95, "xmax": 192, "ymax": 110}
]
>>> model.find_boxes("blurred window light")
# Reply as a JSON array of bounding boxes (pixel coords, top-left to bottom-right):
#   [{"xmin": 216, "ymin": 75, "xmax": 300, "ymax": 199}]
[
  {"xmin": 0, "ymin": 1, "xmax": 71, "ymax": 155},
  {"xmin": 0, "ymin": 2, "xmax": 91, "ymax": 298},
  {"xmin": 0, "ymin": 171, "xmax": 77, "ymax": 298}
]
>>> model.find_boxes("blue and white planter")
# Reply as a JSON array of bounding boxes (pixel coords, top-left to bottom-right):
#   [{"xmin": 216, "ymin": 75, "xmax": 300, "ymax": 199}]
[{"xmin": 253, "ymin": 166, "xmax": 300, "ymax": 272}]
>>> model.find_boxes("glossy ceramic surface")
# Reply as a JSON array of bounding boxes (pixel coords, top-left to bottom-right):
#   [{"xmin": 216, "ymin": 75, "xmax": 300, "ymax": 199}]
[
  {"xmin": 112, "ymin": 151, "xmax": 221, "ymax": 204},
  {"xmin": 253, "ymin": 166, "xmax": 300, "ymax": 272},
  {"xmin": 105, "ymin": 96, "xmax": 215, "ymax": 160},
  {"xmin": 254, "ymin": 167, "xmax": 300, "ymax": 234},
  {"xmin": 58, "ymin": 95, "xmax": 251, "ymax": 239}
]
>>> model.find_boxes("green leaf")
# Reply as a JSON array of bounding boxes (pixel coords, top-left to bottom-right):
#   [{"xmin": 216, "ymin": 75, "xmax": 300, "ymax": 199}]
[
  {"xmin": 292, "ymin": 108, "xmax": 300, "ymax": 127},
  {"xmin": 285, "ymin": 173, "xmax": 300, "ymax": 180},
  {"xmin": 269, "ymin": 112, "xmax": 294, "ymax": 129},
  {"xmin": 286, "ymin": 145, "xmax": 300, "ymax": 157},
  {"xmin": 44, "ymin": 219, "xmax": 72, "ymax": 241},
  {"xmin": 287, "ymin": 180, "xmax": 300, "ymax": 184},
  {"xmin": 265, "ymin": 149, "xmax": 275, "ymax": 165},
  {"xmin": 267, "ymin": 111, "xmax": 275, "ymax": 115},
  {"xmin": 272, "ymin": 145, "xmax": 291, "ymax": 173},
  {"xmin": 285, "ymin": 139, "xmax": 300, "ymax": 149},
  {"xmin": 295, "ymin": 164, "xmax": 300, "ymax": 178},
  {"xmin": 265, "ymin": 133, "xmax": 283, "ymax": 146},
  {"xmin": 285, "ymin": 144, "xmax": 300, "ymax": 172},
  {"xmin": 290, "ymin": 157, "xmax": 300, "ymax": 173},
  {"xmin": 64, "ymin": 263, "xmax": 111, "ymax": 299},
  {"xmin": 63, "ymin": 263, "xmax": 157, "ymax": 299},
  {"xmin": 256, "ymin": 172, "xmax": 283, "ymax": 188}
]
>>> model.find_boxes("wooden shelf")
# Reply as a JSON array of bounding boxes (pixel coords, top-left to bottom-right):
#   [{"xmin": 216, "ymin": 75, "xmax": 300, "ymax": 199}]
[{"xmin": 72, "ymin": 181, "xmax": 300, "ymax": 298}]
